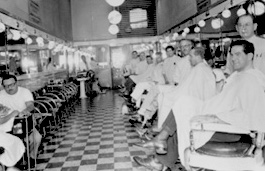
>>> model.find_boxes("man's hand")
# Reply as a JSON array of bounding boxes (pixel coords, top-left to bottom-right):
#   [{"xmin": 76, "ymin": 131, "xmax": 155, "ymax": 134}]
[{"xmin": 19, "ymin": 110, "xmax": 31, "ymax": 117}]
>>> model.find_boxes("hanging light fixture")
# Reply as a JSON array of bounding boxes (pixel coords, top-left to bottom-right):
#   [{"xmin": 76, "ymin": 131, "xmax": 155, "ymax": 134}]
[
  {"xmin": 108, "ymin": 24, "xmax": 119, "ymax": 35},
  {"xmin": 198, "ymin": 20, "xmax": 206, "ymax": 27},
  {"xmin": 48, "ymin": 41, "xmax": 55, "ymax": 49},
  {"xmin": 10, "ymin": 29, "xmax": 21, "ymax": 40},
  {"xmin": 165, "ymin": 36, "xmax": 170, "ymax": 43},
  {"xmin": 237, "ymin": 5, "xmax": 246, "ymax": 16},
  {"xmin": 36, "ymin": 36, "xmax": 44, "ymax": 44},
  {"xmin": 247, "ymin": 1, "xmax": 265, "ymax": 16},
  {"xmin": 7, "ymin": 29, "xmax": 13, "ymax": 40},
  {"xmin": 26, "ymin": 37, "xmax": 33, "ymax": 45},
  {"xmin": 211, "ymin": 18, "xmax": 224, "ymax": 29},
  {"xmin": 184, "ymin": 27, "xmax": 190, "ymax": 33},
  {"xmin": 108, "ymin": 10, "xmax": 122, "ymax": 24},
  {"xmin": 21, "ymin": 30, "xmax": 29, "ymax": 39},
  {"xmin": 105, "ymin": 0, "xmax": 125, "ymax": 7},
  {"xmin": 222, "ymin": 9, "xmax": 231, "ymax": 18},
  {"xmin": 0, "ymin": 22, "xmax": 5, "ymax": 33},
  {"xmin": 172, "ymin": 32, "xmax": 179, "ymax": 40},
  {"xmin": 181, "ymin": 32, "xmax": 187, "ymax": 37},
  {"xmin": 194, "ymin": 26, "xmax": 201, "ymax": 33}
]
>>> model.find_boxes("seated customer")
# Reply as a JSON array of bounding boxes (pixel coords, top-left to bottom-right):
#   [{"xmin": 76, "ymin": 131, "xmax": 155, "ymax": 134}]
[
  {"xmin": 0, "ymin": 74, "xmax": 42, "ymax": 167},
  {"xmin": 130, "ymin": 52, "xmax": 165, "ymax": 108},
  {"xmin": 133, "ymin": 40, "xmax": 265, "ymax": 170},
  {"xmin": 124, "ymin": 52, "xmax": 148, "ymax": 95},
  {"xmin": 155, "ymin": 46, "xmax": 216, "ymax": 129}
]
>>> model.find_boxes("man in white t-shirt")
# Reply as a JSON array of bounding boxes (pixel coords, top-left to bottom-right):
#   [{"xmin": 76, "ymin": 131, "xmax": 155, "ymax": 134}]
[{"xmin": 0, "ymin": 74, "xmax": 42, "ymax": 166}]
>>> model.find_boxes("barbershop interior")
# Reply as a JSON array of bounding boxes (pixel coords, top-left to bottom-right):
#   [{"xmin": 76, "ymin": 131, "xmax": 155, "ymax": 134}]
[{"xmin": 1, "ymin": 0, "xmax": 265, "ymax": 171}]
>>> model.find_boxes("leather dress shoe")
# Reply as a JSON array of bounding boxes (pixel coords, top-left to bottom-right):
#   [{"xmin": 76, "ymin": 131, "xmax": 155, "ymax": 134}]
[
  {"xmin": 135, "ymin": 127, "xmax": 147, "ymax": 137},
  {"xmin": 133, "ymin": 155, "xmax": 163, "ymax": 171},
  {"xmin": 133, "ymin": 139, "xmax": 167, "ymax": 154}
]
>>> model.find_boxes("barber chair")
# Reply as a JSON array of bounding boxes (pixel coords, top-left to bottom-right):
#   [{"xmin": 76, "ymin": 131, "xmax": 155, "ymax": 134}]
[
  {"xmin": 185, "ymin": 120, "xmax": 265, "ymax": 171},
  {"xmin": 0, "ymin": 147, "xmax": 5, "ymax": 171}
]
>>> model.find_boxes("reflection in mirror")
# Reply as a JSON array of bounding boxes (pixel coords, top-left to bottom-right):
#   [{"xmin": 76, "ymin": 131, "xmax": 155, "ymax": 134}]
[
  {"xmin": 2, "ymin": 29, "xmax": 67, "ymax": 76},
  {"xmin": 0, "ymin": 27, "xmax": 8, "ymax": 75}
]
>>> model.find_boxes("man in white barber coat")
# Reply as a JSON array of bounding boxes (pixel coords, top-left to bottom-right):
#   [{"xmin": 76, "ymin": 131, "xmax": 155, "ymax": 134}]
[{"xmin": 225, "ymin": 14, "xmax": 265, "ymax": 75}]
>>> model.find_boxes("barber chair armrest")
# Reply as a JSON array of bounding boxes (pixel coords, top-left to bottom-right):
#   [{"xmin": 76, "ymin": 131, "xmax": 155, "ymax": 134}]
[
  {"xmin": 191, "ymin": 115, "xmax": 251, "ymax": 134},
  {"xmin": 32, "ymin": 113, "xmax": 52, "ymax": 118}
]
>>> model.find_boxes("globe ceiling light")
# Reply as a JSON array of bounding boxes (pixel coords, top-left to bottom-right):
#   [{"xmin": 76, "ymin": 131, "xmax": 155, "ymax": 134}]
[
  {"xmin": 237, "ymin": 6, "xmax": 246, "ymax": 16},
  {"xmin": 7, "ymin": 30, "xmax": 13, "ymax": 40},
  {"xmin": 222, "ymin": 9, "xmax": 231, "ymax": 18},
  {"xmin": 108, "ymin": 24, "xmax": 119, "ymax": 35},
  {"xmin": 198, "ymin": 19, "xmax": 206, "ymax": 27},
  {"xmin": 10, "ymin": 29, "xmax": 21, "ymax": 40},
  {"xmin": 36, "ymin": 36, "xmax": 44, "ymax": 44},
  {"xmin": 211, "ymin": 18, "xmax": 224, "ymax": 29},
  {"xmin": 172, "ymin": 32, "xmax": 179, "ymax": 40},
  {"xmin": 0, "ymin": 22, "xmax": 5, "ymax": 33},
  {"xmin": 105, "ymin": 0, "xmax": 125, "ymax": 7},
  {"xmin": 108, "ymin": 10, "xmax": 122, "ymax": 24},
  {"xmin": 181, "ymin": 32, "xmax": 187, "ymax": 37},
  {"xmin": 21, "ymin": 30, "xmax": 29, "ymax": 39},
  {"xmin": 26, "ymin": 37, "xmax": 33, "ymax": 45},
  {"xmin": 247, "ymin": 1, "xmax": 265, "ymax": 16},
  {"xmin": 194, "ymin": 26, "xmax": 201, "ymax": 33},
  {"xmin": 48, "ymin": 41, "xmax": 55, "ymax": 49},
  {"xmin": 184, "ymin": 27, "xmax": 190, "ymax": 33},
  {"xmin": 165, "ymin": 36, "xmax": 170, "ymax": 43},
  {"xmin": 38, "ymin": 41, "xmax": 44, "ymax": 47}
]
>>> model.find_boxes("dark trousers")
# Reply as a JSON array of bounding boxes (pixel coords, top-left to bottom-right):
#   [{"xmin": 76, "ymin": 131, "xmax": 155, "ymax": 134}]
[
  {"xmin": 156, "ymin": 110, "xmax": 178, "ymax": 169},
  {"xmin": 124, "ymin": 77, "xmax": 135, "ymax": 94}
]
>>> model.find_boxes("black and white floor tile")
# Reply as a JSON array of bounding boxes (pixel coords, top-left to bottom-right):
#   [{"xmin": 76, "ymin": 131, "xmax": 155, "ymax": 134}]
[{"xmin": 35, "ymin": 91, "xmax": 148, "ymax": 171}]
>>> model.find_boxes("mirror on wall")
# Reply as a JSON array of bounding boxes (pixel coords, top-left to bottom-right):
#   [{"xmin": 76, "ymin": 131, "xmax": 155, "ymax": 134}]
[{"xmin": 0, "ymin": 27, "xmax": 68, "ymax": 76}]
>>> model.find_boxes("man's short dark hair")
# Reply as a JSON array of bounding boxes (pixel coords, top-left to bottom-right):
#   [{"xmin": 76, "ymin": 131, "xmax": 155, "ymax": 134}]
[
  {"xmin": 230, "ymin": 39, "xmax": 255, "ymax": 55},
  {"xmin": 146, "ymin": 55, "xmax": 153, "ymax": 59},
  {"xmin": 156, "ymin": 52, "xmax": 162, "ymax": 55},
  {"xmin": 236, "ymin": 14, "xmax": 256, "ymax": 25},
  {"xmin": 132, "ymin": 51, "xmax": 138, "ymax": 54},
  {"xmin": 165, "ymin": 46, "xmax": 174, "ymax": 51},
  {"xmin": 192, "ymin": 47, "xmax": 205, "ymax": 59},
  {"xmin": 2, "ymin": 74, "xmax": 17, "ymax": 85},
  {"xmin": 180, "ymin": 39, "xmax": 195, "ymax": 48}
]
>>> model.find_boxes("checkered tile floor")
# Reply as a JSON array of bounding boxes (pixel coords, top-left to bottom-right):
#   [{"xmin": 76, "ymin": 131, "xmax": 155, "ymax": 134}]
[{"xmin": 36, "ymin": 91, "xmax": 148, "ymax": 171}]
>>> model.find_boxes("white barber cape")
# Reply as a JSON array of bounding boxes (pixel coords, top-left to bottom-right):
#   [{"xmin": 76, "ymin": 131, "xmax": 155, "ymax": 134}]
[
  {"xmin": 173, "ymin": 55, "xmax": 192, "ymax": 84},
  {"xmin": 172, "ymin": 68, "xmax": 265, "ymax": 165},
  {"xmin": 0, "ymin": 132, "xmax": 25, "ymax": 167},
  {"xmin": 157, "ymin": 62, "xmax": 216, "ymax": 128},
  {"xmin": 162, "ymin": 55, "xmax": 181, "ymax": 84},
  {"xmin": 130, "ymin": 63, "xmax": 155, "ymax": 84},
  {"xmin": 151, "ymin": 62, "xmax": 165, "ymax": 84},
  {"xmin": 250, "ymin": 36, "xmax": 265, "ymax": 75},
  {"xmin": 130, "ymin": 62, "xmax": 165, "ymax": 107},
  {"xmin": 134, "ymin": 60, "xmax": 148, "ymax": 75}
]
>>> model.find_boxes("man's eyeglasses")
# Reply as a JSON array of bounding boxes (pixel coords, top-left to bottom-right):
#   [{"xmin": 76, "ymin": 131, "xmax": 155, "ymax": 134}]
[
  {"xmin": 3, "ymin": 82, "xmax": 17, "ymax": 89},
  {"xmin": 180, "ymin": 44, "xmax": 192, "ymax": 49}
]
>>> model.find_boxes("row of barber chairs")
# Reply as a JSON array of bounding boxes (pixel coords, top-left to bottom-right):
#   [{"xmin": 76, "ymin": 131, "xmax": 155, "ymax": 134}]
[
  {"xmin": 9, "ymin": 81, "xmax": 79, "ymax": 171},
  {"xmin": 31, "ymin": 81, "xmax": 79, "ymax": 137}
]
